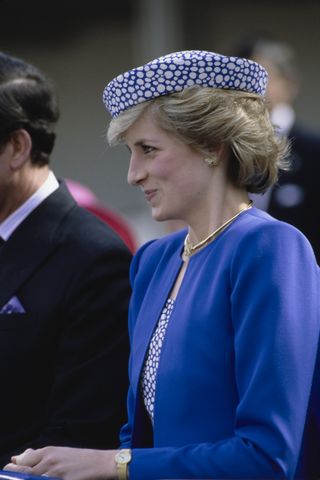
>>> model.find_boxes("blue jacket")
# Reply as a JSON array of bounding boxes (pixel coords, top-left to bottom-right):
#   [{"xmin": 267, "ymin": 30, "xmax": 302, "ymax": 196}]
[{"xmin": 121, "ymin": 207, "xmax": 320, "ymax": 479}]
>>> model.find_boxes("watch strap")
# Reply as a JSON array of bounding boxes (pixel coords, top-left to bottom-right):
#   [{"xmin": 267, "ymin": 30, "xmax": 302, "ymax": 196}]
[{"xmin": 115, "ymin": 449, "xmax": 132, "ymax": 480}]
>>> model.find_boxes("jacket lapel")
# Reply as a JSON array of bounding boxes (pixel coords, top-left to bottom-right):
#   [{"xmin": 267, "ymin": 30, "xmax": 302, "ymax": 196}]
[
  {"xmin": 130, "ymin": 250, "xmax": 183, "ymax": 396},
  {"xmin": 0, "ymin": 182, "xmax": 76, "ymax": 308}
]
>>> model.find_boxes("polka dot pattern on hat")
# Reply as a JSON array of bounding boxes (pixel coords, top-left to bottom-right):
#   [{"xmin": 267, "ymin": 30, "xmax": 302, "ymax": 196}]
[{"xmin": 103, "ymin": 50, "xmax": 268, "ymax": 118}]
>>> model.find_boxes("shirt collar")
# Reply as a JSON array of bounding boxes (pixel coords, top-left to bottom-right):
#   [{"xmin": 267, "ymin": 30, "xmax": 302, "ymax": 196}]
[{"xmin": 0, "ymin": 170, "xmax": 59, "ymax": 241}]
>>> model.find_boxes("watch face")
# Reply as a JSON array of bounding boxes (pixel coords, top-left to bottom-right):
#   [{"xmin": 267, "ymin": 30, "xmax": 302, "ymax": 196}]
[{"xmin": 117, "ymin": 450, "xmax": 131, "ymax": 464}]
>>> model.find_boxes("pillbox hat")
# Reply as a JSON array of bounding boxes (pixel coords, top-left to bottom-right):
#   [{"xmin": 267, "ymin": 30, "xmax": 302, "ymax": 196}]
[{"xmin": 103, "ymin": 50, "xmax": 268, "ymax": 118}]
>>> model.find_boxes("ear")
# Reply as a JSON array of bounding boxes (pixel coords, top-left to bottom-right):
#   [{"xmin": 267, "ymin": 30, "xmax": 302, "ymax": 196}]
[
  {"xmin": 206, "ymin": 144, "xmax": 228, "ymax": 164},
  {"xmin": 212, "ymin": 144, "xmax": 227, "ymax": 157},
  {"xmin": 9, "ymin": 129, "xmax": 33, "ymax": 170}
]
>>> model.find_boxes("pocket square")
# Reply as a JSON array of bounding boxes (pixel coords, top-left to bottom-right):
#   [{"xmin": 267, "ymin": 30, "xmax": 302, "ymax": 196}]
[{"xmin": 0, "ymin": 296, "xmax": 26, "ymax": 314}]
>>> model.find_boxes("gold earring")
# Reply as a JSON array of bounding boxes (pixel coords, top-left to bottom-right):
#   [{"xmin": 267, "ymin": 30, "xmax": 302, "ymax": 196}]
[{"xmin": 204, "ymin": 156, "xmax": 218, "ymax": 167}]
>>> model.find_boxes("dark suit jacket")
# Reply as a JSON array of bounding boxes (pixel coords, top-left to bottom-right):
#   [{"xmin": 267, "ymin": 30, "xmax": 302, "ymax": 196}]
[
  {"xmin": 268, "ymin": 124, "xmax": 320, "ymax": 263},
  {"xmin": 0, "ymin": 181, "xmax": 132, "ymax": 467}
]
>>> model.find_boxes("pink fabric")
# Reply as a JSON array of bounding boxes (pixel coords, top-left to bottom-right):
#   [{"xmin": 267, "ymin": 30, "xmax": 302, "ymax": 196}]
[{"xmin": 65, "ymin": 178, "xmax": 137, "ymax": 253}]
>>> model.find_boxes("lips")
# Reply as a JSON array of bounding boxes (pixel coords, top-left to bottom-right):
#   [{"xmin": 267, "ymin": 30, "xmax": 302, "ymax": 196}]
[{"xmin": 143, "ymin": 189, "xmax": 157, "ymax": 202}]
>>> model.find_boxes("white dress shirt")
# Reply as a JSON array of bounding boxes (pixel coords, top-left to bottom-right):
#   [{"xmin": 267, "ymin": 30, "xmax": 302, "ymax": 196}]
[{"xmin": 0, "ymin": 170, "xmax": 59, "ymax": 241}]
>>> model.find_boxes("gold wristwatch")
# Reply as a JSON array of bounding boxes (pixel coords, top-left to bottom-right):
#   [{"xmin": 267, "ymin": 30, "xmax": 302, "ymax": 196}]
[{"xmin": 115, "ymin": 449, "xmax": 132, "ymax": 480}]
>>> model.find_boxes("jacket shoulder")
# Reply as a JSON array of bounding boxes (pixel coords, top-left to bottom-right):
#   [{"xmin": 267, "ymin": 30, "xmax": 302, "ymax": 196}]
[
  {"xmin": 61, "ymin": 205, "xmax": 131, "ymax": 254},
  {"xmin": 130, "ymin": 229, "xmax": 186, "ymax": 285},
  {"xmin": 231, "ymin": 208, "xmax": 317, "ymax": 264}
]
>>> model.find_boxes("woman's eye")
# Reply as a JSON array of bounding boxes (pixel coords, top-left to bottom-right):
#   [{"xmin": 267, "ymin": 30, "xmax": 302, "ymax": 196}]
[{"xmin": 143, "ymin": 145, "xmax": 155, "ymax": 154}]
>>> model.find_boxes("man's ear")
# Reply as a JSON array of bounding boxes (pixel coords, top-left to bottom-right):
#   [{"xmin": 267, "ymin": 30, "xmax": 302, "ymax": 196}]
[{"xmin": 9, "ymin": 129, "xmax": 33, "ymax": 170}]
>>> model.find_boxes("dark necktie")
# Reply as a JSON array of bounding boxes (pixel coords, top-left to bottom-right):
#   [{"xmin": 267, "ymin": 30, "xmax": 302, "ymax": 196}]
[{"xmin": 0, "ymin": 237, "xmax": 5, "ymax": 247}]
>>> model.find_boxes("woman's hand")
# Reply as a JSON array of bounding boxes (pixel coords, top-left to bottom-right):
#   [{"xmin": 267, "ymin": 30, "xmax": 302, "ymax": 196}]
[{"xmin": 4, "ymin": 446, "xmax": 118, "ymax": 480}]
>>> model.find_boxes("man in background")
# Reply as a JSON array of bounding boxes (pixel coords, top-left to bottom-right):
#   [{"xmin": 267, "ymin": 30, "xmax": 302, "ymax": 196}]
[
  {"xmin": 232, "ymin": 34, "xmax": 320, "ymax": 263},
  {"xmin": 0, "ymin": 51, "xmax": 131, "ymax": 466}
]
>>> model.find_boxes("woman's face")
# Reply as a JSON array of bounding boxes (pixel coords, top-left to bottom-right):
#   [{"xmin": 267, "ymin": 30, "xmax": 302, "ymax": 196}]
[{"xmin": 124, "ymin": 110, "xmax": 214, "ymax": 223}]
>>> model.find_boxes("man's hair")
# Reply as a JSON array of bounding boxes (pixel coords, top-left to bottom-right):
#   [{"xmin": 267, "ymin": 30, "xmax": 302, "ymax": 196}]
[
  {"xmin": 0, "ymin": 51, "xmax": 59, "ymax": 166},
  {"xmin": 230, "ymin": 34, "xmax": 298, "ymax": 84}
]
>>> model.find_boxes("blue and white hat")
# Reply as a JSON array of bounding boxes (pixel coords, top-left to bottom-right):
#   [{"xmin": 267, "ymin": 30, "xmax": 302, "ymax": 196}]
[{"xmin": 103, "ymin": 50, "xmax": 268, "ymax": 118}]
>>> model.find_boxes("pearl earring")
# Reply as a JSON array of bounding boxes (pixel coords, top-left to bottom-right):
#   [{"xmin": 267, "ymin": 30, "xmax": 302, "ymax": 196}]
[{"xmin": 204, "ymin": 156, "xmax": 218, "ymax": 167}]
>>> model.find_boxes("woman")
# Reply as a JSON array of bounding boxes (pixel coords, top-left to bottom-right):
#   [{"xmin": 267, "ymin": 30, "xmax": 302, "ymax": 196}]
[{"xmin": 5, "ymin": 50, "xmax": 320, "ymax": 479}]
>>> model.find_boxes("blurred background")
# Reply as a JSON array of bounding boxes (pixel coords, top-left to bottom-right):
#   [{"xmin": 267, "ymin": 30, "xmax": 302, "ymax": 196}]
[{"xmin": 1, "ymin": 0, "xmax": 319, "ymax": 246}]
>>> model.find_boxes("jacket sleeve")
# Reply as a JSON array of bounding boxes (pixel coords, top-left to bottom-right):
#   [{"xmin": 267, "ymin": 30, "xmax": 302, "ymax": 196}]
[{"xmin": 127, "ymin": 223, "xmax": 320, "ymax": 480}]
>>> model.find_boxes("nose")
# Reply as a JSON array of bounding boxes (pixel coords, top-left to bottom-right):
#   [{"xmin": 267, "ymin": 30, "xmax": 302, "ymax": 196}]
[{"xmin": 127, "ymin": 153, "xmax": 147, "ymax": 186}]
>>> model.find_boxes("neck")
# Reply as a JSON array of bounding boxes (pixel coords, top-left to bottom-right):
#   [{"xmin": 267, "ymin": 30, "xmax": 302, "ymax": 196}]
[
  {"xmin": 187, "ymin": 188, "xmax": 250, "ymax": 245},
  {"xmin": 183, "ymin": 199, "xmax": 252, "ymax": 258},
  {"xmin": 0, "ymin": 165, "xmax": 49, "ymax": 222}
]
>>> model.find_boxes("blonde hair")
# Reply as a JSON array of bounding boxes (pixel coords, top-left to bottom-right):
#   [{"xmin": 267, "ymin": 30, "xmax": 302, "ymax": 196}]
[{"xmin": 107, "ymin": 87, "xmax": 289, "ymax": 193}]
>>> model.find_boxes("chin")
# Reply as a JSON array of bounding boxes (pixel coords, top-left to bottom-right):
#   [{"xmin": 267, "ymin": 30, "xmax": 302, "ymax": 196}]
[{"xmin": 151, "ymin": 208, "xmax": 168, "ymax": 222}]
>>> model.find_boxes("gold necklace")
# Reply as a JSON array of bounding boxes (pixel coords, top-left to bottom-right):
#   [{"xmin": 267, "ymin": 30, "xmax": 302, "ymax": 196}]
[{"xmin": 183, "ymin": 200, "xmax": 253, "ymax": 257}]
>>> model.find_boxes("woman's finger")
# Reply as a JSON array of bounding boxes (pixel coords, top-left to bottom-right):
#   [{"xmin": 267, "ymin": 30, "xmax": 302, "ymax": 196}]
[
  {"xmin": 13, "ymin": 448, "xmax": 43, "ymax": 467},
  {"xmin": 3, "ymin": 463, "xmax": 33, "ymax": 474}
]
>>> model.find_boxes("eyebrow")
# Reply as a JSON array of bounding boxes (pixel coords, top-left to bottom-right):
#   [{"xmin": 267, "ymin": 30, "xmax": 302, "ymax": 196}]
[
  {"xmin": 127, "ymin": 139, "xmax": 157, "ymax": 149},
  {"xmin": 125, "ymin": 134, "xmax": 162, "ymax": 150},
  {"xmin": 134, "ymin": 139, "xmax": 153, "ymax": 146},
  {"xmin": 124, "ymin": 141, "xmax": 145, "ymax": 153}
]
